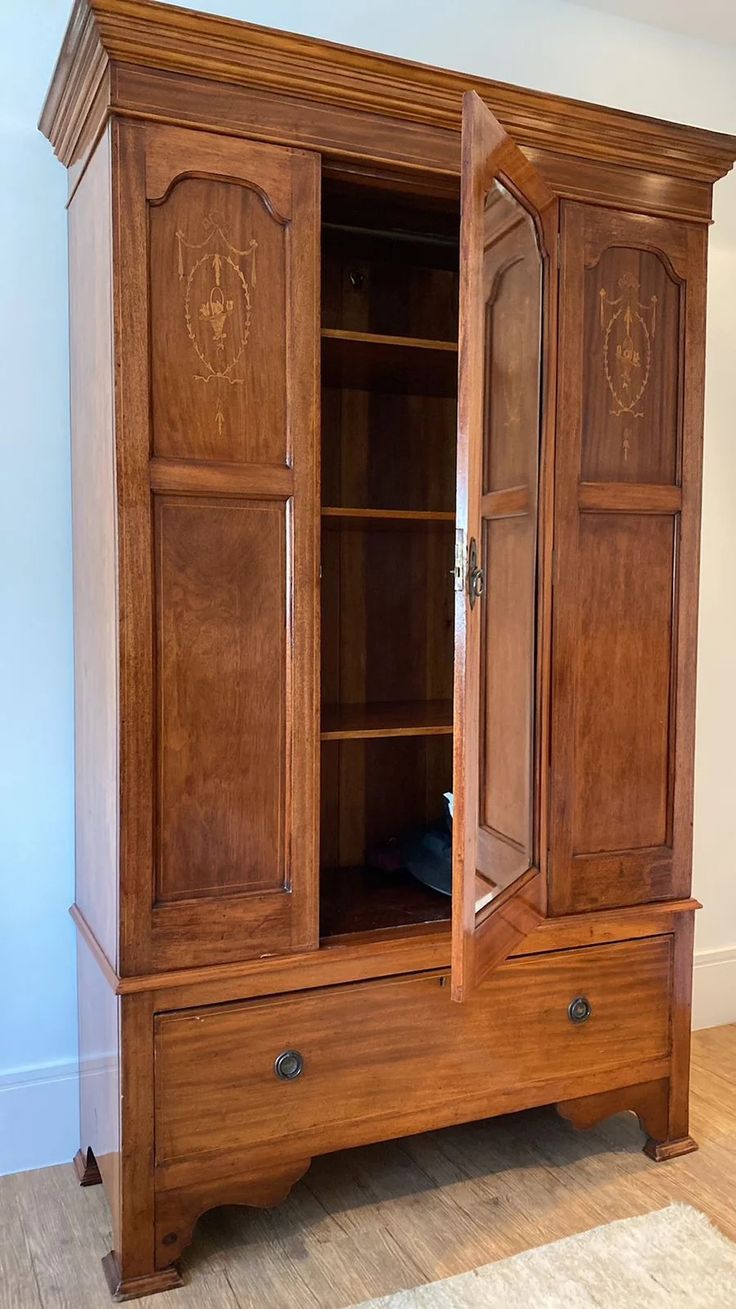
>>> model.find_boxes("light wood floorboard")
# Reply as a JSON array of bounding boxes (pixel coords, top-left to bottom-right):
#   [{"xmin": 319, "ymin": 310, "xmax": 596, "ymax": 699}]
[{"xmin": 2, "ymin": 1024, "xmax": 735, "ymax": 1307}]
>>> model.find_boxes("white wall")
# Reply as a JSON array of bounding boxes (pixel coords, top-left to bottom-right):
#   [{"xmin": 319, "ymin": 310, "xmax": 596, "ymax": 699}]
[
  {"xmin": 0, "ymin": 1, "xmax": 78, "ymax": 1176},
  {"xmin": 1, "ymin": 0, "xmax": 733, "ymax": 1174}
]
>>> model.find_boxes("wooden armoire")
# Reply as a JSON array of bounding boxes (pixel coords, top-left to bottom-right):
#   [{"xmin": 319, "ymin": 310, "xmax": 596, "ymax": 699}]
[{"xmin": 41, "ymin": 0, "xmax": 736, "ymax": 1298}]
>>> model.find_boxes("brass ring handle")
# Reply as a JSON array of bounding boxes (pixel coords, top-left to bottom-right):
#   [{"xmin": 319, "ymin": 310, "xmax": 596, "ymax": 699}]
[
  {"xmin": 567, "ymin": 996, "xmax": 592, "ymax": 1025},
  {"xmin": 274, "ymin": 1049, "xmax": 304, "ymax": 1081}
]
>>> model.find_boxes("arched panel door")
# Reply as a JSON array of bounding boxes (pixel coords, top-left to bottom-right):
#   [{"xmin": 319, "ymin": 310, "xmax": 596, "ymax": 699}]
[
  {"xmin": 549, "ymin": 204, "xmax": 705, "ymax": 916},
  {"xmin": 115, "ymin": 123, "xmax": 320, "ymax": 974},
  {"xmin": 452, "ymin": 93, "xmax": 558, "ymax": 1001}
]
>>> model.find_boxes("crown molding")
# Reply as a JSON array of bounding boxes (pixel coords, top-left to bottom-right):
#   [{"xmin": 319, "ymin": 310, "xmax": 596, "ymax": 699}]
[{"xmin": 40, "ymin": 0, "xmax": 736, "ymax": 186}]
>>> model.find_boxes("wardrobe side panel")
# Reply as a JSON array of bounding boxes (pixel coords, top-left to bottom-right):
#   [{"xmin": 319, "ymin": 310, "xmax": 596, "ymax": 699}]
[
  {"xmin": 78, "ymin": 935, "xmax": 121, "ymax": 1232},
  {"xmin": 69, "ymin": 125, "xmax": 119, "ymax": 965}
]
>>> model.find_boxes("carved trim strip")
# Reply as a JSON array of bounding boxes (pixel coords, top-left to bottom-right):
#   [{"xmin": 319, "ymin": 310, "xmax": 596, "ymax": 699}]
[{"xmin": 41, "ymin": 0, "xmax": 736, "ymax": 186}]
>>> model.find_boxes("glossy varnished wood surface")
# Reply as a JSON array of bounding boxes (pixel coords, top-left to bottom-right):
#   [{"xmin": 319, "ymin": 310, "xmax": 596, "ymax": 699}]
[
  {"xmin": 41, "ymin": 0, "xmax": 736, "ymax": 226},
  {"xmin": 68, "ymin": 125, "xmax": 119, "ymax": 966},
  {"xmin": 5, "ymin": 1024, "xmax": 734, "ymax": 1308},
  {"xmin": 39, "ymin": 5, "xmax": 731, "ymax": 1297},
  {"xmin": 153, "ymin": 937, "xmax": 672, "ymax": 1178},
  {"xmin": 115, "ymin": 123, "xmax": 321, "ymax": 972},
  {"xmin": 70, "ymin": 896, "xmax": 699, "ymax": 1004},
  {"xmin": 155, "ymin": 496, "xmax": 287, "ymax": 903},
  {"xmin": 550, "ymin": 204, "xmax": 706, "ymax": 916},
  {"xmin": 321, "ymin": 699, "xmax": 453, "ymax": 741},
  {"xmin": 452, "ymin": 92, "xmax": 556, "ymax": 999}
]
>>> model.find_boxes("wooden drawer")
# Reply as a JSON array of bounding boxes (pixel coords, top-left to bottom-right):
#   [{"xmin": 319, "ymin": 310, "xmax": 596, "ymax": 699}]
[{"xmin": 154, "ymin": 937, "xmax": 671, "ymax": 1171}]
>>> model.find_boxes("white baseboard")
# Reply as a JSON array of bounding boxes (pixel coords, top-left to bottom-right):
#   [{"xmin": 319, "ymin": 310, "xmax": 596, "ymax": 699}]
[
  {"xmin": 0, "ymin": 1059, "xmax": 79, "ymax": 1176},
  {"xmin": 692, "ymin": 946, "xmax": 736, "ymax": 1030},
  {"xmin": 0, "ymin": 1056, "xmax": 114, "ymax": 1178}
]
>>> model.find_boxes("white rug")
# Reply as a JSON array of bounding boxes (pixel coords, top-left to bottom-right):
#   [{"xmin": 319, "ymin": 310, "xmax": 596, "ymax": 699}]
[{"xmin": 352, "ymin": 1205, "xmax": 736, "ymax": 1308}]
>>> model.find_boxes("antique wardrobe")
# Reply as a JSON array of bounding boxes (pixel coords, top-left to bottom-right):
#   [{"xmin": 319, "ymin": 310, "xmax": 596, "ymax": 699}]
[{"xmin": 41, "ymin": 0, "xmax": 736, "ymax": 1298}]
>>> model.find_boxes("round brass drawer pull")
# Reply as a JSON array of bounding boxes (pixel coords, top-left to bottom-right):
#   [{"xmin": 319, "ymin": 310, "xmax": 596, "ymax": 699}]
[
  {"xmin": 274, "ymin": 1049, "xmax": 304, "ymax": 1081},
  {"xmin": 568, "ymin": 996, "xmax": 592, "ymax": 1025}
]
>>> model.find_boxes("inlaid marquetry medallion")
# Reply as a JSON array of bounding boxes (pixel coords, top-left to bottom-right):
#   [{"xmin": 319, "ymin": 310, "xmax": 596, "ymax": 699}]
[
  {"xmin": 175, "ymin": 212, "xmax": 258, "ymax": 439},
  {"xmin": 599, "ymin": 272, "xmax": 657, "ymax": 422}
]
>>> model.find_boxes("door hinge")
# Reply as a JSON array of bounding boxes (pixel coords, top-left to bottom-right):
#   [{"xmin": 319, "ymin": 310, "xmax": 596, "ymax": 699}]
[{"xmin": 454, "ymin": 528, "xmax": 466, "ymax": 592}]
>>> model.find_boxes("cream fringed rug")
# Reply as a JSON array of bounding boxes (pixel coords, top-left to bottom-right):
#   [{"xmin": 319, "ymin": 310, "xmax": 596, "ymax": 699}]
[{"xmin": 352, "ymin": 1205, "xmax": 736, "ymax": 1308}]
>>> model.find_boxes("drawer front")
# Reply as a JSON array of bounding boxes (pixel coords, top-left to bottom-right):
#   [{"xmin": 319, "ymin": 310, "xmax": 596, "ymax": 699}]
[{"xmin": 155, "ymin": 937, "xmax": 671, "ymax": 1166}]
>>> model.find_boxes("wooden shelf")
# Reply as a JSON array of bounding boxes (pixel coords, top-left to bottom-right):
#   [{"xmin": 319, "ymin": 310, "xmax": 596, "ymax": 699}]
[
  {"xmin": 320, "ymin": 865, "xmax": 451, "ymax": 939},
  {"xmin": 321, "ymin": 506, "xmax": 454, "ymax": 531},
  {"xmin": 321, "ymin": 699, "xmax": 453, "ymax": 741},
  {"xmin": 322, "ymin": 328, "xmax": 458, "ymax": 397}
]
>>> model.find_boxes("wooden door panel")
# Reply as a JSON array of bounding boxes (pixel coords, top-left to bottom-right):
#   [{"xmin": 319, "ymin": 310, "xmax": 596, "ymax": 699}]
[
  {"xmin": 156, "ymin": 496, "xmax": 286, "ymax": 902},
  {"xmin": 581, "ymin": 247, "xmax": 681, "ymax": 485},
  {"xmin": 550, "ymin": 203, "xmax": 705, "ymax": 914},
  {"xmin": 115, "ymin": 122, "xmax": 320, "ymax": 973},
  {"xmin": 484, "ymin": 238, "xmax": 543, "ymax": 493},
  {"xmin": 573, "ymin": 513, "xmax": 674, "ymax": 854},
  {"xmin": 481, "ymin": 514, "xmax": 535, "ymax": 848},
  {"xmin": 149, "ymin": 176, "xmax": 286, "ymax": 464},
  {"xmin": 452, "ymin": 93, "xmax": 557, "ymax": 1000}
]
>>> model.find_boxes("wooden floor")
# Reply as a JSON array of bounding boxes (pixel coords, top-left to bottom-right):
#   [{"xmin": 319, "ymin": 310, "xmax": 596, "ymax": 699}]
[{"xmin": 2, "ymin": 1025, "xmax": 735, "ymax": 1309}]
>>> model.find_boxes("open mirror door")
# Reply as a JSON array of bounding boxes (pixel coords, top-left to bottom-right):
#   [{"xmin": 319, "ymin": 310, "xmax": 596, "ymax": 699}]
[{"xmin": 452, "ymin": 92, "xmax": 558, "ymax": 1001}]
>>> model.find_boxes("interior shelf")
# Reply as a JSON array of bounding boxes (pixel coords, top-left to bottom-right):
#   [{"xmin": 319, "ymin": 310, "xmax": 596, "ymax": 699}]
[
  {"xmin": 321, "ymin": 699, "xmax": 453, "ymax": 741},
  {"xmin": 320, "ymin": 865, "xmax": 451, "ymax": 939},
  {"xmin": 322, "ymin": 328, "xmax": 458, "ymax": 397},
  {"xmin": 321, "ymin": 506, "xmax": 455, "ymax": 530}
]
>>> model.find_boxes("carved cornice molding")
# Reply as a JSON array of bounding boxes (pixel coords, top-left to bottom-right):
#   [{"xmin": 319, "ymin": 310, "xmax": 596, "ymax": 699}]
[{"xmin": 40, "ymin": 0, "xmax": 736, "ymax": 185}]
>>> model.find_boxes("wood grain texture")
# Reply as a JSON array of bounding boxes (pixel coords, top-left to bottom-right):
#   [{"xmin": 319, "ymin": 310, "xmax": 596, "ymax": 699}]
[
  {"xmin": 549, "ymin": 203, "xmax": 703, "ymax": 915},
  {"xmin": 581, "ymin": 245, "xmax": 682, "ymax": 485},
  {"xmin": 320, "ymin": 736, "xmax": 452, "ymax": 876},
  {"xmin": 77, "ymin": 935, "xmax": 120, "ymax": 1244},
  {"xmin": 112, "ymin": 121, "xmax": 321, "ymax": 972},
  {"xmin": 573, "ymin": 513, "xmax": 674, "ymax": 854},
  {"xmin": 5, "ymin": 1026, "xmax": 735, "ymax": 1309},
  {"xmin": 70, "ymin": 895, "xmax": 698, "ymax": 1004},
  {"xmin": 155, "ymin": 495, "xmax": 286, "ymax": 903},
  {"xmin": 149, "ymin": 165, "xmax": 287, "ymax": 464},
  {"xmin": 319, "ymin": 866, "xmax": 451, "ymax": 938},
  {"xmin": 558, "ymin": 1077, "xmax": 670, "ymax": 1144},
  {"xmin": 321, "ymin": 522, "xmax": 454, "ymax": 709},
  {"xmin": 41, "ymin": 0, "xmax": 736, "ymax": 196},
  {"xmin": 321, "ymin": 699, "xmax": 453, "ymax": 740},
  {"xmin": 154, "ymin": 937, "xmax": 671, "ymax": 1178},
  {"xmin": 452, "ymin": 92, "xmax": 557, "ymax": 999},
  {"xmin": 68, "ymin": 123, "xmax": 119, "ymax": 967},
  {"xmin": 578, "ymin": 481, "xmax": 682, "ymax": 513},
  {"xmin": 322, "ymin": 329, "xmax": 458, "ymax": 397},
  {"xmin": 102, "ymin": 1250, "xmax": 183, "ymax": 1301},
  {"xmin": 40, "ymin": 11, "xmax": 723, "ymax": 1298}
]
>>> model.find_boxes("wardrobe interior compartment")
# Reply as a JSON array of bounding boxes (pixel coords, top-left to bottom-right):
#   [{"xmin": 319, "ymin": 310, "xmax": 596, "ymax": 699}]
[{"xmin": 319, "ymin": 172, "xmax": 460, "ymax": 939}]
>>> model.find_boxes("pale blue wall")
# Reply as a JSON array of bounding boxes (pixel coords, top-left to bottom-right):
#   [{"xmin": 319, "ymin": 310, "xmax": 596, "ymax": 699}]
[
  {"xmin": 0, "ymin": 1, "xmax": 78, "ymax": 1174},
  {"xmin": 1, "ymin": 0, "xmax": 734, "ymax": 1174}
]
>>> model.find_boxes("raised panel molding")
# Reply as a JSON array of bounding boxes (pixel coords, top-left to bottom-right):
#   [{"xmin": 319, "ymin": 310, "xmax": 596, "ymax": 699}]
[
  {"xmin": 550, "ymin": 203, "xmax": 704, "ymax": 915},
  {"xmin": 572, "ymin": 512, "xmax": 675, "ymax": 855},
  {"xmin": 155, "ymin": 494, "xmax": 287, "ymax": 904},
  {"xmin": 41, "ymin": 0, "xmax": 736, "ymax": 204},
  {"xmin": 112, "ymin": 123, "xmax": 320, "ymax": 973},
  {"xmin": 149, "ymin": 177, "xmax": 288, "ymax": 464},
  {"xmin": 582, "ymin": 246, "xmax": 682, "ymax": 485}
]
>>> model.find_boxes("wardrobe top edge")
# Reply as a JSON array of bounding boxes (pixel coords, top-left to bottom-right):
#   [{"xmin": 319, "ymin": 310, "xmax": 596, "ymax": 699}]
[{"xmin": 39, "ymin": 0, "xmax": 736, "ymax": 184}]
